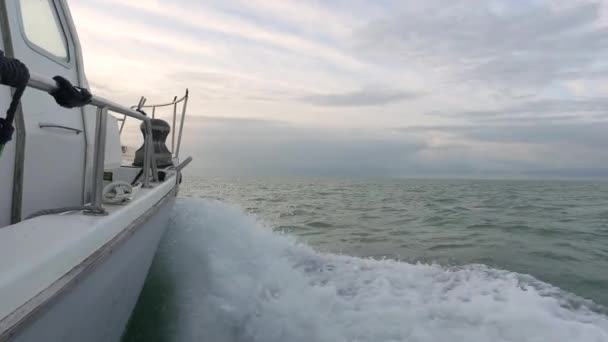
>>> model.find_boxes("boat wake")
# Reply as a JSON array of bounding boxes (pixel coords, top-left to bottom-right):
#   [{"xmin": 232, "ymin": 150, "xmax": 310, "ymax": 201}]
[{"xmin": 144, "ymin": 198, "xmax": 608, "ymax": 342}]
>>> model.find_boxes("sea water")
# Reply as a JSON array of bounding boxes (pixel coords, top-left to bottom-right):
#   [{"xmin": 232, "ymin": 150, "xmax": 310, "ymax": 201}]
[{"xmin": 124, "ymin": 178, "xmax": 608, "ymax": 342}]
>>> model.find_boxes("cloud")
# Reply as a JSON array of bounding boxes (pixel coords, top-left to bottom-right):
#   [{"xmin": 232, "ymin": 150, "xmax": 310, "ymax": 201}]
[
  {"xmin": 80, "ymin": 0, "xmax": 365, "ymax": 70},
  {"xmin": 177, "ymin": 116, "xmax": 426, "ymax": 176},
  {"xmin": 356, "ymin": 1, "xmax": 608, "ymax": 91},
  {"xmin": 428, "ymin": 97, "xmax": 608, "ymax": 125},
  {"xmin": 70, "ymin": 0, "xmax": 608, "ymax": 178},
  {"xmin": 299, "ymin": 87, "xmax": 419, "ymax": 107},
  {"xmin": 484, "ymin": 98, "xmax": 608, "ymax": 117},
  {"xmin": 397, "ymin": 121, "xmax": 608, "ymax": 147},
  {"xmin": 171, "ymin": 116, "xmax": 608, "ymax": 178}
]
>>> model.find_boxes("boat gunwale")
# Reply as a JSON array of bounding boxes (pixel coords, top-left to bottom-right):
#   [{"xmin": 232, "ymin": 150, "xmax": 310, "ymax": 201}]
[{"xmin": 0, "ymin": 181, "xmax": 177, "ymax": 341}]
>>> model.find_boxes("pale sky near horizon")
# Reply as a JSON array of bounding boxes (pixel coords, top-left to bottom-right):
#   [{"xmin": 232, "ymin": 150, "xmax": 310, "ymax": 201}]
[{"xmin": 70, "ymin": 0, "xmax": 608, "ymax": 177}]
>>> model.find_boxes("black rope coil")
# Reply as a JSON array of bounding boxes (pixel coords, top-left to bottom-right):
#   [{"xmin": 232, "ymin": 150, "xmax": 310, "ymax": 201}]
[
  {"xmin": 0, "ymin": 50, "xmax": 30, "ymax": 146},
  {"xmin": 49, "ymin": 75, "xmax": 92, "ymax": 109}
]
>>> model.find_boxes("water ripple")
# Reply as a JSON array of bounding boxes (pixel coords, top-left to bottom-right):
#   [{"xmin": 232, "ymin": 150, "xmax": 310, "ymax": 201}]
[{"xmin": 181, "ymin": 177, "xmax": 608, "ymax": 308}]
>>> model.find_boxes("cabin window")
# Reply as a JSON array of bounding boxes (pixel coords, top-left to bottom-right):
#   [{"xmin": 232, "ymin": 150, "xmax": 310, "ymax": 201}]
[{"xmin": 19, "ymin": 0, "xmax": 68, "ymax": 59}]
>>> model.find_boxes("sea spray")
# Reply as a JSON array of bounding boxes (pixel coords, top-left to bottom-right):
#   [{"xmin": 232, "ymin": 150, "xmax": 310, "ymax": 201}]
[{"xmin": 126, "ymin": 198, "xmax": 608, "ymax": 342}]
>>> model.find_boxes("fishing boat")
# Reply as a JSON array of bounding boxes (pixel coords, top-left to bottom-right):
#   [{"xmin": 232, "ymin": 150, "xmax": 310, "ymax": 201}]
[{"xmin": 0, "ymin": 0, "xmax": 191, "ymax": 341}]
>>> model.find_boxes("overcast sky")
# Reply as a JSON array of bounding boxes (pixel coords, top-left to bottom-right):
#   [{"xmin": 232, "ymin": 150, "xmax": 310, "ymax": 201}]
[{"xmin": 71, "ymin": 0, "xmax": 608, "ymax": 178}]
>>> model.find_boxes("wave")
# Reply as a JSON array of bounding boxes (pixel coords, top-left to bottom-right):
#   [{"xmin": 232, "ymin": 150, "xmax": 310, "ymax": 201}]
[{"xmin": 144, "ymin": 198, "xmax": 608, "ymax": 342}]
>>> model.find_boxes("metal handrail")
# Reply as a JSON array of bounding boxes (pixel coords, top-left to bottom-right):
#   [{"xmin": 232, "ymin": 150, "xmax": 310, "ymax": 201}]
[
  {"xmin": 137, "ymin": 92, "xmax": 188, "ymax": 109},
  {"xmin": 120, "ymin": 89, "xmax": 189, "ymax": 156},
  {"xmin": 28, "ymin": 74, "xmax": 149, "ymax": 122},
  {"xmin": 170, "ymin": 156, "xmax": 192, "ymax": 173},
  {"xmin": 26, "ymin": 73, "xmax": 158, "ymax": 215}
]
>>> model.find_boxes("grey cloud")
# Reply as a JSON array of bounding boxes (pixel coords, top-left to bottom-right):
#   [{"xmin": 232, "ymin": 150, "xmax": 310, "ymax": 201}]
[
  {"xmin": 465, "ymin": 122, "xmax": 608, "ymax": 146},
  {"xmin": 81, "ymin": 0, "xmax": 608, "ymax": 178},
  {"xmin": 493, "ymin": 98, "xmax": 608, "ymax": 117},
  {"xmin": 474, "ymin": 115, "xmax": 583, "ymax": 125},
  {"xmin": 396, "ymin": 121, "xmax": 608, "ymax": 147},
  {"xmin": 176, "ymin": 116, "xmax": 608, "ymax": 178},
  {"xmin": 393, "ymin": 120, "xmax": 608, "ymax": 177},
  {"xmin": 180, "ymin": 116, "xmax": 426, "ymax": 176},
  {"xmin": 428, "ymin": 97, "xmax": 608, "ymax": 127},
  {"xmin": 356, "ymin": 1, "xmax": 608, "ymax": 89},
  {"xmin": 299, "ymin": 87, "xmax": 419, "ymax": 107},
  {"xmin": 186, "ymin": 115, "xmax": 288, "ymax": 127}
]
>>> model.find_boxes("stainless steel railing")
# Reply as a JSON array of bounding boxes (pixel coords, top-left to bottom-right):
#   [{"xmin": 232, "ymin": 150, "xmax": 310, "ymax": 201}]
[
  {"xmin": 27, "ymin": 73, "xmax": 159, "ymax": 215},
  {"xmin": 120, "ymin": 89, "xmax": 189, "ymax": 158}
]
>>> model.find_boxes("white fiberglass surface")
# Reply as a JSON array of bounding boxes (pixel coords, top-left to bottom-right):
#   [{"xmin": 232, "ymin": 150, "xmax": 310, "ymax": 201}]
[{"xmin": 0, "ymin": 177, "xmax": 175, "ymax": 320}]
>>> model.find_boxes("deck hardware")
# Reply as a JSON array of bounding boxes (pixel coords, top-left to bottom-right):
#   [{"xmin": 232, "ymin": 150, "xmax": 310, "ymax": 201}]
[
  {"xmin": 38, "ymin": 123, "xmax": 82, "ymax": 134},
  {"xmin": 83, "ymin": 107, "xmax": 108, "ymax": 216}
]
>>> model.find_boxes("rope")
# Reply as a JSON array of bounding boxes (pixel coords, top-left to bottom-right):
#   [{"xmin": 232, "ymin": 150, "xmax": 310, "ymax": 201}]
[
  {"xmin": 49, "ymin": 76, "xmax": 92, "ymax": 108},
  {"xmin": 25, "ymin": 182, "xmax": 137, "ymax": 218},
  {"xmin": 0, "ymin": 50, "xmax": 30, "ymax": 158},
  {"xmin": 102, "ymin": 181, "xmax": 135, "ymax": 205},
  {"xmin": 27, "ymin": 205, "xmax": 94, "ymax": 219}
]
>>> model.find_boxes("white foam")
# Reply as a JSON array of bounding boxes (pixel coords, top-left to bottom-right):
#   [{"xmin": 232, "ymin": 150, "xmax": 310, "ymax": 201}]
[{"xmin": 161, "ymin": 198, "xmax": 608, "ymax": 342}]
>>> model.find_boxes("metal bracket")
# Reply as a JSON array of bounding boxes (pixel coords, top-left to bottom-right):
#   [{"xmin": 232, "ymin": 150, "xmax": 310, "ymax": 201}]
[{"xmin": 39, "ymin": 123, "xmax": 83, "ymax": 134}]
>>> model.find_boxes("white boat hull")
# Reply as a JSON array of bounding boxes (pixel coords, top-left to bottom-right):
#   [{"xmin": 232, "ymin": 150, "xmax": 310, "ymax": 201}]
[{"xmin": 2, "ymin": 189, "xmax": 176, "ymax": 342}]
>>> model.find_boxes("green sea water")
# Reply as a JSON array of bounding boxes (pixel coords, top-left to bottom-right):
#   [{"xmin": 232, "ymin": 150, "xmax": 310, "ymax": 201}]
[{"xmin": 123, "ymin": 177, "xmax": 608, "ymax": 342}]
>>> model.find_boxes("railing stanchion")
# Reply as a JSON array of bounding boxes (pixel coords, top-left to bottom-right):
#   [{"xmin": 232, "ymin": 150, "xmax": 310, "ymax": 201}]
[
  {"xmin": 25, "ymin": 72, "xmax": 187, "ymax": 193},
  {"xmin": 142, "ymin": 118, "xmax": 152, "ymax": 188},
  {"xmin": 84, "ymin": 106, "xmax": 108, "ymax": 216},
  {"xmin": 171, "ymin": 96, "xmax": 177, "ymax": 153},
  {"xmin": 175, "ymin": 90, "xmax": 189, "ymax": 159}
]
